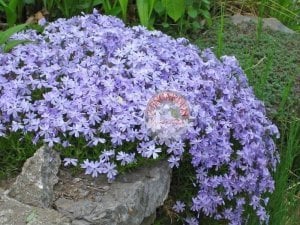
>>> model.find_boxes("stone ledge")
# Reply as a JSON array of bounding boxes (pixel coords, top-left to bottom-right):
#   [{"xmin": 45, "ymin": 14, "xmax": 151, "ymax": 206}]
[
  {"xmin": 231, "ymin": 14, "xmax": 296, "ymax": 34},
  {"xmin": 54, "ymin": 160, "xmax": 172, "ymax": 225},
  {"xmin": 0, "ymin": 189, "xmax": 71, "ymax": 225},
  {"xmin": 0, "ymin": 147, "xmax": 172, "ymax": 225}
]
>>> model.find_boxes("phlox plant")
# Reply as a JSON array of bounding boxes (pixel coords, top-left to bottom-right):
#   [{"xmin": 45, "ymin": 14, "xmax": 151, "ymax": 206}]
[{"xmin": 0, "ymin": 10, "xmax": 279, "ymax": 225}]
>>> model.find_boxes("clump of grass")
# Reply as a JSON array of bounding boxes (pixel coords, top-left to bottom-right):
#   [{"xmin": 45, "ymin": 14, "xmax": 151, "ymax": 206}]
[
  {"xmin": 268, "ymin": 119, "xmax": 300, "ymax": 225},
  {"xmin": 0, "ymin": 133, "xmax": 40, "ymax": 180},
  {"xmin": 217, "ymin": 2, "xmax": 225, "ymax": 58}
]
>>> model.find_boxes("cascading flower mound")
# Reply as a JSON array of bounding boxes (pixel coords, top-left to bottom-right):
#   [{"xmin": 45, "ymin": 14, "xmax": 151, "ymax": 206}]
[{"xmin": 0, "ymin": 10, "xmax": 279, "ymax": 225}]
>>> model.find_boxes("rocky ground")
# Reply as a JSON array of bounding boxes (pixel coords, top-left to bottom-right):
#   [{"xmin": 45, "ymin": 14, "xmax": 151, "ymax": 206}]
[{"xmin": 0, "ymin": 147, "xmax": 172, "ymax": 225}]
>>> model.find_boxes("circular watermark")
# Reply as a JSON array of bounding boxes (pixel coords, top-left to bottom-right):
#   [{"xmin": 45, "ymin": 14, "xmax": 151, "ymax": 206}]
[{"xmin": 145, "ymin": 91, "xmax": 190, "ymax": 142}]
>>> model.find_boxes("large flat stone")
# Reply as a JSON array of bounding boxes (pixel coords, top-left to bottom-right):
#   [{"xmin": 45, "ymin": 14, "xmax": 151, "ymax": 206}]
[
  {"xmin": 8, "ymin": 146, "xmax": 61, "ymax": 208},
  {"xmin": 0, "ymin": 188, "xmax": 71, "ymax": 225},
  {"xmin": 54, "ymin": 160, "xmax": 172, "ymax": 225},
  {"xmin": 231, "ymin": 14, "xmax": 295, "ymax": 34}
]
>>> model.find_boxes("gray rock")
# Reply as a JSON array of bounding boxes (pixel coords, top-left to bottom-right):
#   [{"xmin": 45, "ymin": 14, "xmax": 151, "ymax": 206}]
[
  {"xmin": 8, "ymin": 146, "xmax": 61, "ymax": 208},
  {"xmin": 141, "ymin": 212, "xmax": 156, "ymax": 225},
  {"xmin": 231, "ymin": 14, "xmax": 295, "ymax": 34},
  {"xmin": 54, "ymin": 160, "xmax": 172, "ymax": 225},
  {"xmin": 0, "ymin": 189, "xmax": 71, "ymax": 225}
]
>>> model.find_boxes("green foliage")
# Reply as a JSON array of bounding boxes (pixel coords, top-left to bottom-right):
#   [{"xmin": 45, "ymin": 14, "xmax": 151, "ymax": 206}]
[
  {"xmin": 0, "ymin": 0, "xmax": 212, "ymax": 32},
  {"xmin": 118, "ymin": 0, "xmax": 128, "ymax": 21},
  {"xmin": 268, "ymin": 120, "xmax": 300, "ymax": 225},
  {"xmin": 216, "ymin": 1, "xmax": 224, "ymax": 58},
  {"xmin": 266, "ymin": 0, "xmax": 300, "ymax": 32},
  {"xmin": 1, "ymin": 0, "xmax": 298, "ymax": 34},
  {"xmin": 0, "ymin": 0, "xmax": 42, "ymax": 27},
  {"xmin": 52, "ymin": 0, "xmax": 205, "ymax": 31},
  {"xmin": 42, "ymin": 0, "xmax": 55, "ymax": 14},
  {"xmin": 0, "ymin": 132, "xmax": 39, "ymax": 180},
  {"xmin": 3, "ymin": 39, "xmax": 32, "ymax": 52},
  {"xmin": 0, "ymin": 23, "xmax": 26, "ymax": 43},
  {"xmin": 101, "ymin": 0, "xmax": 121, "ymax": 17},
  {"xmin": 154, "ymin": 0, "xmax": 212, "ymax": 31},
  {"xmin": 256, "ymin": 0, "xmax": 265, "ymax": 41},
  {"xmin": 0, "ymin": 22, "xmax": 43, "ymax": 51},
  {"xmin": 0, "ymin": 0, "xmax": 23, "ymax": 27},
  {"xmin": 42, "ymin": 0, "xmax": 124, "ymax": 21},
  {"xmin": 136, "ymin": 0, "xmax": 156, "ymax": 28},
  {"xmin": 50, "ymin": 0, "xmax": 102, "ymax": 18},
  {"xmin": 165, "ymin": 0, "xmax": 185, "ymax": 22},
  {"xmin": 0, "ymin": 23, "xmax": 33, "ymax": 52}
]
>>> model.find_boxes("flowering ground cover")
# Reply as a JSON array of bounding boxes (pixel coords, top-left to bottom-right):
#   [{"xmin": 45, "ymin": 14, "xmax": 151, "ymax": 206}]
[
  {"xmin": 0, "ymin": 11, "xmax": 286, "ymax": 225},
  {"xmin": 155, "ymin": 18, "xmax": 300, "ymax": 225}
]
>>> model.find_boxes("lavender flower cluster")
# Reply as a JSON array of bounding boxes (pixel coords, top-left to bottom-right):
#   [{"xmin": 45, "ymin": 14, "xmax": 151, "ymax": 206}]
[{"xmin": 0, "ymin": 10, "xmax": 279, "ymax": 225}]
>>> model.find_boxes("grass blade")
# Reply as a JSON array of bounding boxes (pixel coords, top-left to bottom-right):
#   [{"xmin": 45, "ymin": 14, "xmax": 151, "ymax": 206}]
[
  {"xmin": 217, "ymin": 2, "xmax": 225, "ymax": 58},
  {"xmin": 3, "ymin": 39, "xmax": 32, "ymax": 52},
  {"xmin": 0, "ymin": 23, "xmax": 27, "ymax": 44},
  {"xmin": 118, "ymin": 0, "xmax": 128, "ymax": 21},
  {"xmin": 137, "ymin": 0, "xmax": 149, "ymax": 27}
]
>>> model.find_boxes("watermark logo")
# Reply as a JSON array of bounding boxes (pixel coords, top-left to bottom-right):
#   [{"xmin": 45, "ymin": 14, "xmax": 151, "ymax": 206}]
[{"xmin": 145, "ymin": 91, "xmax": 190, "ymax": 142}]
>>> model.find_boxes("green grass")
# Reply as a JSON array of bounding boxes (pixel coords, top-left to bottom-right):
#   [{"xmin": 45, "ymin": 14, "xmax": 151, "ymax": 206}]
[
  {"xmin": 268, "ymin": 120, "xmax": 300, "ymax": 225},
  {"xmin": 266, "ymin": 0, "xmax": 300, "ymax": 32},
  {"xmin": 0, "ymin": 132, "xmax": 40, "ymax": 179},
  {"xmin": 195, "ymin": 19, "xmax": 300, "ymax": 117},
  {"xmin": 217, "ymin": 2, "xmax": 225, "ymax": 58}
]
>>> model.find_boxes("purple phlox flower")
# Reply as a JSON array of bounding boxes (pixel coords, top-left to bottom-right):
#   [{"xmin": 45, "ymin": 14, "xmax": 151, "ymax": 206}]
[
  {"xmin": 38, "ymin": 18, "xmax": 47, "ymax": 26},
  {"xmin": 80, "ymin": 159, "xmax": 91, "ymax": 170},
  {"xmin": 191, "ymin": 191, "xmax": 225, "ymax": 216},
  {"xmin": 68, "ymin": 123, "xmax": 84, "ymax": 138},
  {"xmin": 99, "ymin": 149, "xmax": 115, "ymax": 162},
  {"xmin": 172, "ymin": 201, "xmax": 186, "ymax": 213},
  {"xmin": 45, "ymin": 136, "xmax": 60, "ymax": 147},
  {"xmin": 138, "ymin": 141, "xmax": 162, "ymax": 159},
  {"xmin": 93, "ymin": 8, "xmax": 98, "ymax": 14},
  {"xmin": 266, "ymin": 124, "xmax": 280, "ymax": 138},
  {"xmin": 145, "ymin": 144, "xmax": 161, "ymax": 159},
  {"xmin": 110, "ymin": 131, "xmax": 126, "ymax": 145},
  {"xmin": 63, "ymin": 158, "xmax": 78, "ymax": 167},
  {"xmin": 11, "ymin": 121, "xmax": 24, "ymax": 132},
  {"xmin": 185, "ymin": 217, "xmax": 199, "ymax": 225},
  {"xmin": 88, "ymin": 137, "xmax": 106, "ymax": 146},
  {"xmin": 167, "ymin": 140, "xmax": 185, "ymax": 156},
  {"xmin": 255, "ymin": 205, "xmax": 269, "ymax": 223},
  {"xmin": 104, "ymin": 162, "xmax": 118, "ymax": 181},
  {"xmin": 168, "ymin": 155, "xmax": 180, "ymax": 168},
  {"xmin": 81, "ymin": 160, "xmax": 104, "ymax": 178},
  {"xmin": 116, "ymin": 151, "xmax": 136, "ymax": 165},
  {"xmin": 250, "ymin": 195, "xmax": 261, "ymax": 210},
  {"xmin": 0, "ymin": 124, "xmax": 5, "ymax": 136},
  {"xmin": 62, "ymin": 140, "xmax": 71, "ymax": 147}
]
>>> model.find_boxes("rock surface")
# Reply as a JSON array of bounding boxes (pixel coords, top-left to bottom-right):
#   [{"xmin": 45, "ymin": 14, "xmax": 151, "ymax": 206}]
[
  {"xmin": 140, "ymin": 212, "xmax": 156, "ymax": 225},
  {"xmin": 0, "ymin": 188, "xmax": 71, "ymax": 225},
  {"xmin": 8, "ymin": 146, "xmax": 61, "ymax": 208},
  {"xmin": 231, "ymin": 14, "xmax": 295, "ymax": 34},
  {"xmin": 1, "ymin": 144, "xmax": 171, "ymax": 225},
  {"xmin": 54, "ymin": 160, "xmax": 172, "ymax": 225}
]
